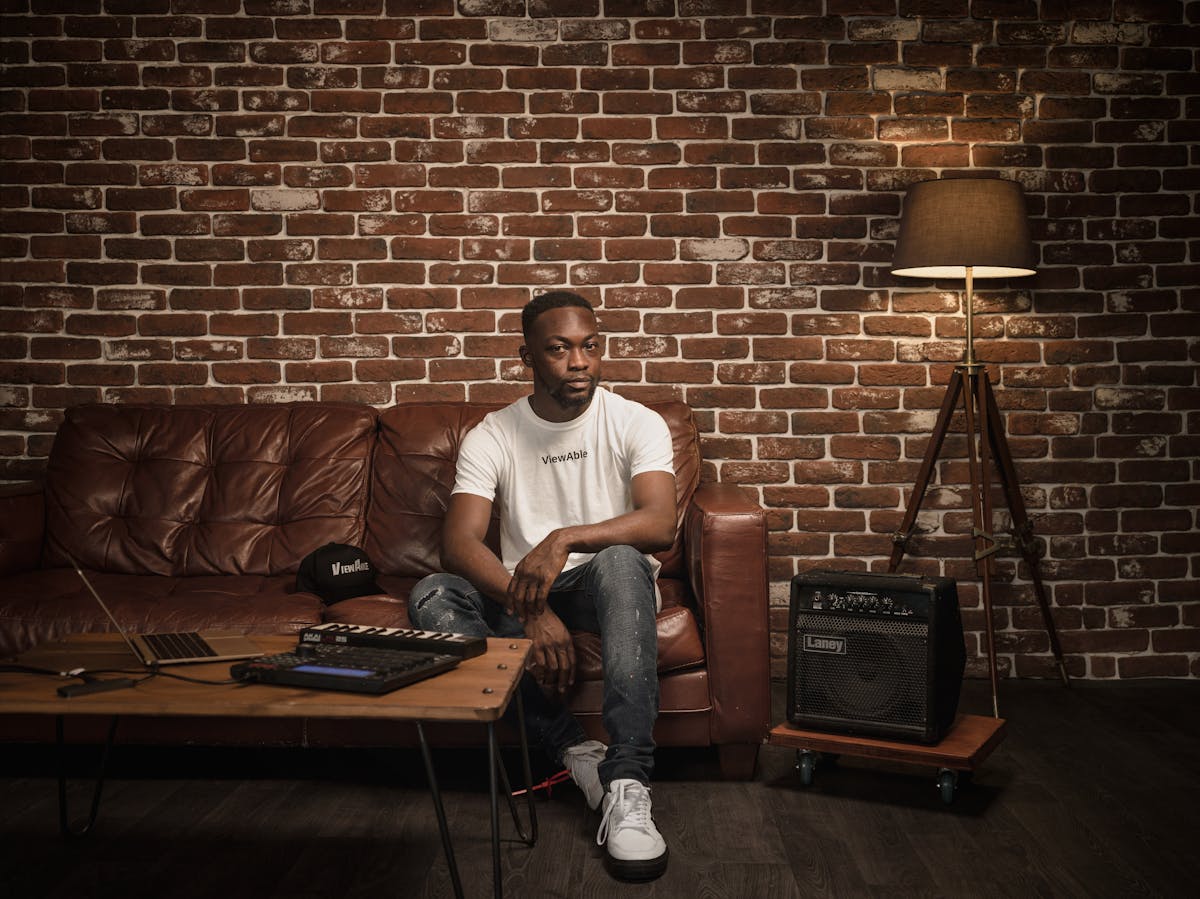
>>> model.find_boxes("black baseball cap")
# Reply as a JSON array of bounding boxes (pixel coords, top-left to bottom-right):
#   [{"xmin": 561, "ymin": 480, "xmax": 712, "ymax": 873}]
[{"xmin": 296, "ymin": 543, "xmax": 383, "ymax": 606}]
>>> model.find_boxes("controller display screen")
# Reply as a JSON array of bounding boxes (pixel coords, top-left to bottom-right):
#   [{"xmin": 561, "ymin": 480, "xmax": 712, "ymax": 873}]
[{"xmin": 292, "ymin": 664, "xmax": 372, "ymax": 678}]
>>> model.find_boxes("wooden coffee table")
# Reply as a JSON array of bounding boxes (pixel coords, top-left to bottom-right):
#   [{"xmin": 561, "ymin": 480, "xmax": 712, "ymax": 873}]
[{"xmin": 1, "ymin": 634, "xmax": 535, "ymax": 899}]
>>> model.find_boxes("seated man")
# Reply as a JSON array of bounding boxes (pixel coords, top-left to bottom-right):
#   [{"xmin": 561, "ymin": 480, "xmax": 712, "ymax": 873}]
[{"xmin": 408, "ymin": 290, "xmax": 677, "ymax": 882}]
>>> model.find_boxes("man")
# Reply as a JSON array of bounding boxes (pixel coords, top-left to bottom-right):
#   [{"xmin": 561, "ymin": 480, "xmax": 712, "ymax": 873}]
[{"xmin": 408, "ymin": 290, "xmax": 677, "ymax": 882}]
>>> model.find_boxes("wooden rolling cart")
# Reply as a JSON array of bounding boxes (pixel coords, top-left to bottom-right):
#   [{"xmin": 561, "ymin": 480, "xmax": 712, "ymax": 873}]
[{"xmin": 768, "ymin": 713, "xmax": 1007, "ymax": 805}]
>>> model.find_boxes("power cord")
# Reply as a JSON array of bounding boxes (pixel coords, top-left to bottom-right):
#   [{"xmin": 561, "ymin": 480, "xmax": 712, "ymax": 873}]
[
  {"xmin": 1, "ymin": 662, "xmax": 240, "ymax": 694},
  {"xmin": 146, "ymin": 668, "xmax": 242, "ymax": 686}
]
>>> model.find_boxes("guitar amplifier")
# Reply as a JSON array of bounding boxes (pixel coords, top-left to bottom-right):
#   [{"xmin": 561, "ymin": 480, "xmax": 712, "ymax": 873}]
[{"xmin": 787, "ymin": 570, "xmax": 966, "ymax": 744}]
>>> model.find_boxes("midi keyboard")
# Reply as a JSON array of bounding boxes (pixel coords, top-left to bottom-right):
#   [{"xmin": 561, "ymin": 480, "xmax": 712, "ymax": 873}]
[
  {"xmin": 231, "ymin": 644, "xmax": 460, "ymax": 695},
  {"xmin": 299, "ymin": 622, "xmax": 487, "ymax": 659}
]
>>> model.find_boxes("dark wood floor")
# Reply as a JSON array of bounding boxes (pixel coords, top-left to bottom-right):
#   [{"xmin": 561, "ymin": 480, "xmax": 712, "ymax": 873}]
[{"xmin": 2, "ymin": 678, "xmax": 1197, "ymax": 898}]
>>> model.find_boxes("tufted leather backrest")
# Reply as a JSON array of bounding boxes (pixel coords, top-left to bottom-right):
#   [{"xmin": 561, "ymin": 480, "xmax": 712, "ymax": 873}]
[
  {"xmin": 366, "ymin": 403, "xmax": 497, "ymax": 579},
  {"xmin": 367, "ymin": 399, "xmax": 701, "ymax": 579},
  {"xmin": 42, "ymin": 403, "xmax": 377, "ymax": 576}
]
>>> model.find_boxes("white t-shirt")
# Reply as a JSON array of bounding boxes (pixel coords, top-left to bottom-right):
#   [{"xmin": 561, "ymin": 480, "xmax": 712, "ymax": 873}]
[{"xmin": 452, "ymin": 387, "xmax": 676, "ymax": 608}]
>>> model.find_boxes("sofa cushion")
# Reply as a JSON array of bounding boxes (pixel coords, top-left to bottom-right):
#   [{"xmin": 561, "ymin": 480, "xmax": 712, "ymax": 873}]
[
  {"xmin": 43, "ymin": 403, "xmax": 377, "ymax": 577},
  {"xmin": 0, "ymin": 568, "xmax": 322, "ymax": 658}
]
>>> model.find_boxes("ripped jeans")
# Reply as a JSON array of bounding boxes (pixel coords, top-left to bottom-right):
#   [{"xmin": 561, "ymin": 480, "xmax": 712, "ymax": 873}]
[{"xmin": 408, "ymin": 545, "xmax": 659, "ymax": 788}]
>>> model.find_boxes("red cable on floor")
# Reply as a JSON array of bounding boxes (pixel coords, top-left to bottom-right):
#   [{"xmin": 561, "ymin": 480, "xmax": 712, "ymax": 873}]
[{"xmin": 510, "ymin": 768, "xmax": 571, "ymax": 798}]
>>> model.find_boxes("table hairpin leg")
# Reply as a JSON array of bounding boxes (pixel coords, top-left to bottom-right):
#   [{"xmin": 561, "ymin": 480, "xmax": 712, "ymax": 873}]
[
  {"xmin": 485, "ymin": 692, "xmax": 538, "ymax": 898},
  {"xmin": 418, "ymin": 690, "xmax": 539, "ymax": 899},
  {"xmin": 57, "ymin": 714, "xmax": 119, "ymax": 838},
  {"xmin": 416, "ymin": 719, "xmax": 465, "ymax": 899},
  {"xmin": 493, "ymin": 691, "xmax": 538, "ymax": 846},
  {"xmin": 486, "ymin": 722, "xmax": 503, "ymax": 897}
]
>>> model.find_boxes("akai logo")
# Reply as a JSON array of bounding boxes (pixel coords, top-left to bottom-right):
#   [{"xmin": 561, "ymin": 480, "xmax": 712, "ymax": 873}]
[{"xmin": 802, "ymin": 634, "xmax": 846, "ymax": 655}]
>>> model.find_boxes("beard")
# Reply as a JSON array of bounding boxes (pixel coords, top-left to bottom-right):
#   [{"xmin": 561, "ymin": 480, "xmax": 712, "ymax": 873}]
[{"xmin": 547, "ymin": 374, "xmax": 597, "ymax": 410}]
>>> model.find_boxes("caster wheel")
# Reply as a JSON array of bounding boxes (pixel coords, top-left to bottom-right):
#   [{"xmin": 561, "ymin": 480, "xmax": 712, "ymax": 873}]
[
  {"xmin": 796, "ymin": 750, "xmax": 816, "ymax": 786},
  {"xmin": 938, "ymin": 769, "xmax": 957, "ymax": 805}
]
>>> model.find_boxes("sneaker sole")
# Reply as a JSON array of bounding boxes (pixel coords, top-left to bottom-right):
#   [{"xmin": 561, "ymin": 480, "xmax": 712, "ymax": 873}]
[{"xmin": 607, "ymin": 846, "xmax": 669, "ymax": 882}]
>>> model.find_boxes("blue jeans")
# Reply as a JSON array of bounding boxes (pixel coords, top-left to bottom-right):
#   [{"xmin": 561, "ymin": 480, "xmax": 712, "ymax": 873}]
[{"xmin": 408, "ymin": 545, "xmax": 659, "ymax": 787}]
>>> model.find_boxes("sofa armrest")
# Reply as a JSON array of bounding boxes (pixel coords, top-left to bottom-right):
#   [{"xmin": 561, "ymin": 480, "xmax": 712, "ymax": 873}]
[
  {"xmin": 684, "ymin": 482, "xmax": 770, "ymax": 746},
  {"xmin": 0, "ymin": 481, "xmax": 45, "ymax": 576}
]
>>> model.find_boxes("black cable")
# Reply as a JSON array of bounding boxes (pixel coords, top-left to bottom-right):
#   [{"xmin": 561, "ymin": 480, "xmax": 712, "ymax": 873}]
[
  {"xmin": 2, "ymin": 662, "xmax": 236, "ymax": 687},
  {"xmin": 143, "ymin": 668, "xmax": 241, "ymax": 686},
  {"xmin": 63, "ymin": 667, "xmax": 152, "ymax": 682},
  {"xmin": 65, "ymin": 665, "xmax": 238, "ymax": 686},
  {"xmin": 0, "ymin": 663, "xmax": 77, "ymax": 678}
]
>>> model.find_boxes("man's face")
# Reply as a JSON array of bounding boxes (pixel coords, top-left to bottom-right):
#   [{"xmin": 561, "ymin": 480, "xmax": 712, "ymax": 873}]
[{"xmin": 522, "ymin": 305, "xmax": 603, "ymax": 417}]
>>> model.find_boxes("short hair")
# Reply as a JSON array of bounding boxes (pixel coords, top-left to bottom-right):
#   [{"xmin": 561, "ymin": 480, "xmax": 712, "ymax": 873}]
[{"xmin": 521, "ymin": 291, "xmax": 594, "ymax": 340}]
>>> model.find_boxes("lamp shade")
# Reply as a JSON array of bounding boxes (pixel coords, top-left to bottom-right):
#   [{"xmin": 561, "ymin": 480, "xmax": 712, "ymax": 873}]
[{"xmin": 891, "ymin": 178, "xmax": 1036, "ymax": 280}]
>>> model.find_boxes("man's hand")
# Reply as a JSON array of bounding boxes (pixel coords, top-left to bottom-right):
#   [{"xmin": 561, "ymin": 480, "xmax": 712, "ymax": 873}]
[
  {"xmin": 523, "ymin": 607, "xmax": 576, "ymax": 696},
  {"xmin": 506, "ymin": 529, "xmax": 569, "ymax": 621}
]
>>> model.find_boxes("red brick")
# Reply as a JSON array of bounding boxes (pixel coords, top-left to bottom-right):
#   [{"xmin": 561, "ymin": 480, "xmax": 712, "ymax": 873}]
[
  {"xmin": 285, "ymin": 263, "xmax": 352, "ymax": 286},
  {"xmin": 319, "ymin": 335, "xmax": 390, "ymax": 359},
  {"xmin": 432, "ymin": 358, "xmax": 503, "ymax": 386},
  {"xmin": 136, "ymin": 362, "xmax": 206, "ymax": 385},
  {"xmin": 284, "ymin": 360, "xmax": 352, "ymax": 383},
  {"xmin": 246, "ymin": 337, "xmax": 315, "ymax": 360},
  {"xmin": 422, "ymin": 261, "xmax": 487, "ymax": 282}
]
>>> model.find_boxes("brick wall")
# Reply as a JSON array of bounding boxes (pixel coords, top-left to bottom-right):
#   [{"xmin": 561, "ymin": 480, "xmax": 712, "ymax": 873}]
[{"xmin": 1, "ymin": 1, "xmax": 1197, "ymax": 679}]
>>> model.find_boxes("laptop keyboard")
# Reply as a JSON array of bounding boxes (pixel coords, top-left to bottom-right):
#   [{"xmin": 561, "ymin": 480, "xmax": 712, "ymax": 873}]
[{"xmin": 142, "ymin": 632, "xmax": 215, "ymax": 659}]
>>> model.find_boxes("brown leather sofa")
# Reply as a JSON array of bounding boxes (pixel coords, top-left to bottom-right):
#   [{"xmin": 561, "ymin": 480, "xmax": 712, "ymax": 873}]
[{"xmin": 0, "ymin": 401, "xmax": 770, "ymax": 778}]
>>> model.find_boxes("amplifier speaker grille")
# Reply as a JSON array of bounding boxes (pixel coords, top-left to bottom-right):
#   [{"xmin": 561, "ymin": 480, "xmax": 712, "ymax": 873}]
[{"xmin": 790, "ymin": 613, "xmax": 928, "ymax": 732}]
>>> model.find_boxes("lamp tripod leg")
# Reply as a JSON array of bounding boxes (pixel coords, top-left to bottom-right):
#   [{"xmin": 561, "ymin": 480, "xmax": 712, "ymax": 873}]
[
  {"xmin": 888, "ymin": 368, "xmax": 965, "ymax": 573},
  {"xmin": 962, "ymin": 365, "xmax": 1001, "ymax": 718},
  {"xmin": 980, "ymin": 375, "xmax": 1070, "ymax": 687},
  {"xmin": 890, "ymin": 362, "xmax": 1067, "ymax": 713}
]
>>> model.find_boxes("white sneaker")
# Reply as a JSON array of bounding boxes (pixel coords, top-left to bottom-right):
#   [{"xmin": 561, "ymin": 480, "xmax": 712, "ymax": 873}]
[
  {"xmin": 596, "ymin": 778, "xmax": 668, "ymax": 882},
  {"xmin": 561, "ymin": 739, "xmax": 606, "ymax": 810}
]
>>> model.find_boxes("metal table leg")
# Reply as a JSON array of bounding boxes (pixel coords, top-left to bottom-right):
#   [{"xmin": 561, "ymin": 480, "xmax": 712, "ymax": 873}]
[
  {"xmin": 487, "ymin": 721, "xmax": 502, "ymax": 898},
  {"xmin": 506, "ymin": 690, "xmax": 537, "ymax": 847},
  {"xmin": 485, "ymin": 694, "xmax": 538, "ymax": 897},
  {"xmin": 416, "ymin": 720, "xmax": 465, "ymax": 899},
  {"xmin": 419, "ymin": 692, "xmax": 539, "ymax": 899},
  {"xmin": 57, "ymin": 714, "xmax": 119, "ymax": 838}
]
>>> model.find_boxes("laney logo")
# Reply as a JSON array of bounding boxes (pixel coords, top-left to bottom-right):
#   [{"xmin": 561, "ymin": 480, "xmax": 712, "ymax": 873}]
[
  {"xmin": 331, "ymin": 558, "xmax": 369, "ymax": 577},
  {"xmin": 541, "ymin": 449, "xmax": 588, "ymax": 465},
  {"xmin": 803, "ymin": 634, "xmax": 846, "ymax": 655}
]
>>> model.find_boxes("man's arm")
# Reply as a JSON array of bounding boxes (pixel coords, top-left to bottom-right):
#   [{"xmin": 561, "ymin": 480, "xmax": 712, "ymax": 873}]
[
  {"xmin": 440, "ymin": 491, "xmax": 578, "ymax": 694},
  {"xmin": 507, "ymin": 469, "xmax": 677, "ymax": 621},
  {"xmin": 440, "ymin": 491, "xmax": 511, "ymax": 604}
]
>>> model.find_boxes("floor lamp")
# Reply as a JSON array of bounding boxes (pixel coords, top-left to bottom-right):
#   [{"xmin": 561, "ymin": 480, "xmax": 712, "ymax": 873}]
[{"xmin": 889, "ymin": 177, "xmax": 1069, "ymax": 717}]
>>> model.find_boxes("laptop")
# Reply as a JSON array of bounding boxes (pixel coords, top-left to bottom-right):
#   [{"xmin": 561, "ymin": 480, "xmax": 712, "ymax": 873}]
[{"xmin": 71, "ymin": 559, "xmax": 264, "ymax": 667}]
